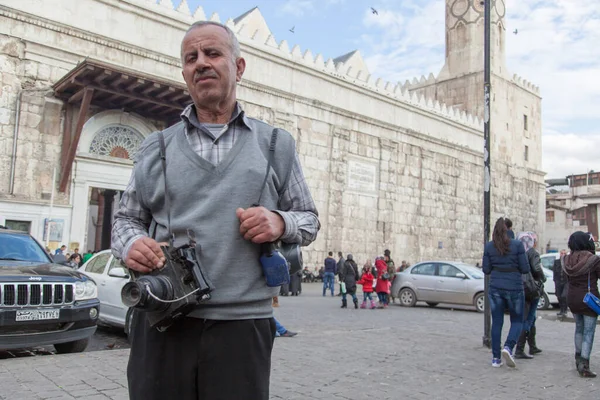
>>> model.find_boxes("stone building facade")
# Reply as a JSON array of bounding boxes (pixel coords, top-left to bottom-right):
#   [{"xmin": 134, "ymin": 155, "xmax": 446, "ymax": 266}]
[{"xmin": 0, "ymin": 0, "xmax": 545, "ymax": 265}]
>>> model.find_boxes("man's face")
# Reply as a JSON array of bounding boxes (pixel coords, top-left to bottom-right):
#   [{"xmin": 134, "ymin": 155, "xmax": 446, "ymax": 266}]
[
  {"xmin": 181, "ymin": 25, "xmax": 245, "ymax": 111},
  {"xmin": 560, "ymin": 250, "xmax": 566, "ymax": 256}
]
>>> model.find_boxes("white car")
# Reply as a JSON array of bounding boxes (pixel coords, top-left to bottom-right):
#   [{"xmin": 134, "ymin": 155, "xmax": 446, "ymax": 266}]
[
  {"xmin": 78, "ymin": 250, "xmax": 131, "ymax": 333},
  {"xmin": 538, "ymin": 252, "xmax": 562, "ymax": 310}
]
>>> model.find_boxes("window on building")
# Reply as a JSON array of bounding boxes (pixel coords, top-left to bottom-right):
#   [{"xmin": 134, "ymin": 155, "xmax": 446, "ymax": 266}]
[
  {"xmin": 4, "ymin": 220, "xmax": 31, "ymax": 233},
  {"xmin": 572, "ymin": 175, "xmax": 587, "ymax": 187},
  {"xmin": 524, "ymin": 114, "xmax": 528, "ymax": 131},
  {"xmin": 589, "ymin": 173, "xmax": 600, "ymax": 185},
  {"xmin": 546, "ymin": 210, "xmax": 555, "ymax": 223},
  {"xmin": 524, "ymin": 145, "xmax": 529, "ymax": 161},
  {"xmin": 573, "ymin": 208, "xmax": 587, "ymax": 225}
]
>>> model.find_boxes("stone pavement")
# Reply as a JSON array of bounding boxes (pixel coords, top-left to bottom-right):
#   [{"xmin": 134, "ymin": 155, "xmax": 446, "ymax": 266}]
[{"xmin": 1, "ymin": 283, "xmax": 599, "ymax": 400}]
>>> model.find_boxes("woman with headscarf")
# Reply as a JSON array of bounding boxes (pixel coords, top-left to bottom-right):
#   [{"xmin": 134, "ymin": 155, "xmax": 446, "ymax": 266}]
[
  {"xmin": 563, "ymin": 231, "xmax": 600, "ymax": 378},
  {"xmin": 339, "ymin": 254, "xmax": 359, "ymax": 309},
  {"xmin": 482, "ymin": 218, "xmax": 530, "ymax": 368},
  {"xmin": 515, "ymin": 231, "xmax": 546, "ymax": 359}
]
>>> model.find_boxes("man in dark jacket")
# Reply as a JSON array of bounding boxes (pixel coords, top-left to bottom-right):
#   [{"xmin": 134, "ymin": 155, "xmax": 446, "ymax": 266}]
[
  {"xmin": 384, "ymin": 249, "xmax": 396, "ymax": 303},
  {"xmin": 505, "ymin": 218, "xmax": 515, "ymax": 239},
  {"xmin": 323, "ymin": 252, "xmax": 337, "ymax": 296},
  {"xmin": 554, "ymin": 249, "xmax": 568, "ymax": 317}
]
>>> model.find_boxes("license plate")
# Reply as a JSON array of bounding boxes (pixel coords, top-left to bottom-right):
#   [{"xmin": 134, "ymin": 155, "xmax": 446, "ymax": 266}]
[{"xmin": 15, "ymin": 310, "xmax": 60, "ymax": 321}]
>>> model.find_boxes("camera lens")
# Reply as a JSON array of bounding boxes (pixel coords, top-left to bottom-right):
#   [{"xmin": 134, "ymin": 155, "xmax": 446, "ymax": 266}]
[{"xmin": 121, "ymin": 275, "xmax": 173, "ymax": 312}]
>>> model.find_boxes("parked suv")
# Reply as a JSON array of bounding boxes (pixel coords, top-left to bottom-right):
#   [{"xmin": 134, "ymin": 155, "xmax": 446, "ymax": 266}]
[{"xmin": 0, "ymin": 228, "xmax": 99, "ymax": 353}]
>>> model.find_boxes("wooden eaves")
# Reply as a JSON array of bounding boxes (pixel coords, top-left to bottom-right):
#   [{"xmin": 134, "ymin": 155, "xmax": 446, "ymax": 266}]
[{"xmin": 52, "ymin": 59, "xmax": 191, "ymax": 192}]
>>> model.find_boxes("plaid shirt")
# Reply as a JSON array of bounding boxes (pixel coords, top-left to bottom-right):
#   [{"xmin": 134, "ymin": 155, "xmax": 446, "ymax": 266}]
[{"xmin": 111, "ymin": 103, "xmax": 320, "ymax": 260}]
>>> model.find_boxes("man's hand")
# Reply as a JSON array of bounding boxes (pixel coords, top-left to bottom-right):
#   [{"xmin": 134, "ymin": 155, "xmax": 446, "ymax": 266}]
[
  {"xmin": 124, "ymin": 237, "xmax": 166, "ymax": 273},
  {"xmin": 236, "ymin": 206, "xmax": 285, "ymax": 243}
]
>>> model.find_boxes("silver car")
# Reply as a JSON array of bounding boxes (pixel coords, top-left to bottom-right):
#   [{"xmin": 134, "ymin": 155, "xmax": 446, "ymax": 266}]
[
  {"xmin": 78, "ymin": 250, "xmax": 132, "ymax": 333},
  {"xmin": 391, "ymin": 261, "xmax": 485, "ymax": 312}
]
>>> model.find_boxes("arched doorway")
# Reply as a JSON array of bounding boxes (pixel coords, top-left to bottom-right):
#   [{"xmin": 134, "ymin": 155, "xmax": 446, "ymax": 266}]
[{"xmin": 69, "ymin": 111, "xmax": 156, "ymax": 253}]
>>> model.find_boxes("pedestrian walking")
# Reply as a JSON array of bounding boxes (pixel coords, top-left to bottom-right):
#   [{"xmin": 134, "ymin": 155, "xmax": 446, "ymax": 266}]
[
  {"xmin": 374, "ymin": 256, "xmax": 390, "ymax": 308},
  {"xmin": 505, "ymin": 218, "xmax": 515, "ymax": 239},
  {"xmin": 357, "ymin": 264, "xmax": 376, "ymax": 309},
  {"xmin": 554, "ymin": 249, "xmax": 568, "ymax": 317},
  {"xmin": 323, "ymin": 252, "xmax": 337, "ymax": 296},
  {"xmin": 515, "ymin": 231, "xmax": 546, "ymax": 359},
  {"xmin": 562, "ymin": 231, "xmax": 600, "ymax": 378},
  {"xmin": 482, "ymin": 217, "xmax": 530, "ymax": 368},
  {"xmin": 339, "ymin": 254, "xmax": 359, "ymax": 309},
  {"xmin": 336, "ymin": 252, "xmax": 345, "ymax": 296},
  {"xmin": 384, "ymin": 249, "xmax": 396, "ymax": 303},
  {"xmin": 111, "ymin": 20, "xmax": 320, "ymax": 400},
  {"xmin": 274, "ymin": 318, "xmax": 297, "ymax": 338}
]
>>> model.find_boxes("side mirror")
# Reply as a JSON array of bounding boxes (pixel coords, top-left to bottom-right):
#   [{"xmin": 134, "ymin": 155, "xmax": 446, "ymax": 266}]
[
  {"xmin": 108, "ymin": 267, "xmax": 130, "ymax": 279},
  {"xmin": 456, "ymin": 273, "xmax": 467, "ymax": 279}
]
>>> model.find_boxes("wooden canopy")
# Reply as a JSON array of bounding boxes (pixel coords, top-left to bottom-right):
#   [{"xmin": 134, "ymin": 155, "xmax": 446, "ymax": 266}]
[{"xmin": 53, "ymin": 59, "xmax": 191, "ymax": 192}]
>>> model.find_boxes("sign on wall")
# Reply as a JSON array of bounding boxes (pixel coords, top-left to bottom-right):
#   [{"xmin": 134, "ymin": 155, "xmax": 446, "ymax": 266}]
[
  {"xmin": 347, "ymin": 157, "xmax": 378, "ymax": 194},
  {"xmin": 43, "ymin": 219, "xmax": 64, "ymax": 242}
]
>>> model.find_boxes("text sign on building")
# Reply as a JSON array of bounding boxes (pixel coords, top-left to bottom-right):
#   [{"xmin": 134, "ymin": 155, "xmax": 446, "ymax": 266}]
[{"xmin": 347, "ymin": 158, "xmax": 378, "ymax": 193}]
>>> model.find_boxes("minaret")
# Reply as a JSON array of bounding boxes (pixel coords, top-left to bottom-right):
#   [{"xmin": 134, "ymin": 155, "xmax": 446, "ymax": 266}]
[{"xmin": 438, "ymin": 0, "xmax": 507, "ymax": 79}]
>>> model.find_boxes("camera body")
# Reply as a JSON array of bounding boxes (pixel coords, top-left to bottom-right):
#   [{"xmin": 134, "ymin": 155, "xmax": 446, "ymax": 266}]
[{"xmin": 121, "ymin": 236, "xmax": 213, "ymax": 331}]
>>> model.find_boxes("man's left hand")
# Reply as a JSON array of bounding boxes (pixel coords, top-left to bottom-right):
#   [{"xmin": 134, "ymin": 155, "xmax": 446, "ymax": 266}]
[{"xmin": 236, "ymin": 206, "xmax": 285, "ymax": 243}]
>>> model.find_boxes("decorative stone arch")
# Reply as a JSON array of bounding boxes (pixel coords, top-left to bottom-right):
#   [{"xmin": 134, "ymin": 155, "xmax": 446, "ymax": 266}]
[{"xmin": 78, "ymin": 110, "xmax": 157, "ymax": 159}]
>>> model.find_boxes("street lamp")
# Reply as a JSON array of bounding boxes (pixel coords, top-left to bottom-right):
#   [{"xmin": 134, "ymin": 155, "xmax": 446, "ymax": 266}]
[{"xmin": 482, "ymin": 0, "xmax": 492, "ymax": 348}]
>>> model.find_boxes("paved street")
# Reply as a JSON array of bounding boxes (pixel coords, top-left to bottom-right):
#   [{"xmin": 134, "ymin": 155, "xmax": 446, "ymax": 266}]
[{"xmin": 1, "ymin": 283, "xmax": 598, "ymax": 399}]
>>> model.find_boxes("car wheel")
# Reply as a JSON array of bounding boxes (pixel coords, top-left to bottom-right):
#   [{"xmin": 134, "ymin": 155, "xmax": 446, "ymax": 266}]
[
  {"xmin": 426, "ymin": 302, "xmax": 439, "ymax": 307},
  {"xmin": 54, "ymin": 338, "xmax": 89, "ymax": 354},
  {"xmin": 537, "ymin": 292, "xmax": 550, "ymax": 310},
  {"xmin": 474, "ymin": 293, "xmax": 485, "ymax": 313},
  {"xmin": 399, "ymin": 288, "xmax": 417, "ymax": 307}
]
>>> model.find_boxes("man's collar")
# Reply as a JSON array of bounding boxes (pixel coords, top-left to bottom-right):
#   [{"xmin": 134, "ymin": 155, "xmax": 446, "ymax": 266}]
[{"xmin": 180, "ymin": 102, "xmax": 252, "ymax": 131}]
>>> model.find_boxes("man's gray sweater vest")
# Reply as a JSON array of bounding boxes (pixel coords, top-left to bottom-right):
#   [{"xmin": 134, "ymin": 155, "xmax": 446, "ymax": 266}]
[{"xmin": 134, "ymin": 119, "xmax": 296, "ymax": 320}]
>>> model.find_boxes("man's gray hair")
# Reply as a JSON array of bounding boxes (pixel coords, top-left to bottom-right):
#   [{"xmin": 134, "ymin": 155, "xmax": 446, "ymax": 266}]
[{"xmin": 182, "ymin": 21, "xmax": 241, "ymax": 61}]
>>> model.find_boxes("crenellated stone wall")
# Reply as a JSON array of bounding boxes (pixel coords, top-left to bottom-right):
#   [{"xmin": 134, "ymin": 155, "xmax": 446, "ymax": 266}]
[{"xmin": 0, "ymin": 0, "xmax": 545, "ymax": 264}]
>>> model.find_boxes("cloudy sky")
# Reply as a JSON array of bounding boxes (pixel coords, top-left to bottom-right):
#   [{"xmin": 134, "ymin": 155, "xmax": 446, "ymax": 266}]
[{"xmin": 189, "ymin": 0, "xmax": 600, "ymax": 179}]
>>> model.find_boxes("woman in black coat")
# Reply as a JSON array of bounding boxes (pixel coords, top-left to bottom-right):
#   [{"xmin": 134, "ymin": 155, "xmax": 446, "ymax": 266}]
[{"xmin": 339, "ymin": 254, "xmax": 359, "ymax": 309}]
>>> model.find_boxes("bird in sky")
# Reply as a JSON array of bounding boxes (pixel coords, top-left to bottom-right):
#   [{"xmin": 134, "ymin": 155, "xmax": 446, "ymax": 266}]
[
  {"xmin": 289, "ymin": 26, "xmax": 295, "ymax": 33},
  {"xmin": 371, "ymin": 7, "xmax": 378, "ymax": 15},
  {"xmin": 513, "ymin": 29, "xmax": 518, "ymax": 34}
]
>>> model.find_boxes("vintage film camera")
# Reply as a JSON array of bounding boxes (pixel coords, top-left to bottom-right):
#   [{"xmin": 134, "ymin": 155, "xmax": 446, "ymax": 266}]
[{"xmin": 121, "ymin": 230, "xmax": 213, "ymax": 331}]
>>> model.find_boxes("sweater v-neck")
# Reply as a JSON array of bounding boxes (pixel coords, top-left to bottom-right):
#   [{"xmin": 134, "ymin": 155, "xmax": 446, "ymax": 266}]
[{"xmin": 176, "ymin": 124, "xmax": 252, "ymax": 174}]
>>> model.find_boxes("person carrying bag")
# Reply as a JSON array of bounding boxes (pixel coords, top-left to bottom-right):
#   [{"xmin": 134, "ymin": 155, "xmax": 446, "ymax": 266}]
[{"xmin": 563, "ymin": 231, "xmax": 600, "ymax": 378}]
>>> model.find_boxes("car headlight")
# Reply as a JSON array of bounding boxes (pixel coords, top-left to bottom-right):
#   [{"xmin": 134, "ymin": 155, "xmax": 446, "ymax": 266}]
[{"xmin": 75, "ymin": 280, "xmax": 98, "ymax": 301}]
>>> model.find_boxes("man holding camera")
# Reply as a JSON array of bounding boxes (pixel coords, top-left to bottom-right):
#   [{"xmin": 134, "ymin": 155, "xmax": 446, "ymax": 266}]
[{"xmin": 111, "ymin": 21, "xmax": 320, "ymax": 400}]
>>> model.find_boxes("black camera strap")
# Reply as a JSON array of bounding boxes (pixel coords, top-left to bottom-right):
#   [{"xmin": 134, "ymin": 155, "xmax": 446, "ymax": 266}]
[
  {"xmin": 253, "ymin": 128, "xmax": 278, "ymax": 207},
  {"xmin": 158, "ymin": 132, "xmax": 174, "ymax": 247}
]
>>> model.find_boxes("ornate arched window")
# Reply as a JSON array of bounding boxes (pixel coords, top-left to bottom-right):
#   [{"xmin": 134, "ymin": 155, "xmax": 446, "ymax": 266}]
[{"xmin": 89, "ymin": 125, "xmax": 144, "ymax": 160}]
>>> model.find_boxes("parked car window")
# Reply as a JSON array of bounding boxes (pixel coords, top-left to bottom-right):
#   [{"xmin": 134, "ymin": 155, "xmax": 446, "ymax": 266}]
[
  {"xmin": 438, "ymin": 264, "xmax": 463, "ymax": 278},
  {"xmin": 86, "ymin": 253, "xmax": 110, "ymax": 274},
  {"xmin": 459, "ymin": 265, "xmax": 484, "ymax": 279},
  {"xmin": 0, "ymin": 232, "xmax": 50, "ymax": 263},
  {"xmin": 540, "ymin": 256, "xmax": 555, "ymax": 270},
  {"xmin": 411, "ymin": 263, "xmax": 436, "ymax": 276},
  {"xmin": 107, "ymin": 256, "xmax": 124, "ymax": 274}
]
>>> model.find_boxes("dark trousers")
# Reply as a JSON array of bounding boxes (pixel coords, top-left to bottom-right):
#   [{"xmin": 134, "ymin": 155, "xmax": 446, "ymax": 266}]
[
  {"xmin": 128, "ymin": 310, "xmax": 276, "ymax": 400},
  {"xmin": 555, "ymin": 281, "xmax": 568, "ymax": 312}
]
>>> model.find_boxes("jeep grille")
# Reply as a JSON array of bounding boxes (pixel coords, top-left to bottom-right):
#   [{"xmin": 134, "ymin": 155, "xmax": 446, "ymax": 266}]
[{"xmin": 0, "ymin": 283, "xmax": 74, "ymax": 306}]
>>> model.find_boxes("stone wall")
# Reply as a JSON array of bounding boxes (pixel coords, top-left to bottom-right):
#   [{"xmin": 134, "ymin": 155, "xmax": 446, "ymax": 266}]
[{"xmin": 0, "ymin": 0, "xmax": 545, "ymax": 264}]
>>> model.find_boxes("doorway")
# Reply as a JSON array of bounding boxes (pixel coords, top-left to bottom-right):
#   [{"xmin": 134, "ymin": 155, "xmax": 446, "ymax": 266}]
[{"xmin": 86, "ymin": 187, "xmax": 123, "ymax": 252}]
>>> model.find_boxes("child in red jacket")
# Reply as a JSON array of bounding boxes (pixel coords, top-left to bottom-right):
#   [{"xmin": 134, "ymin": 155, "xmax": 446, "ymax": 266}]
[{"xmin": 357, "ymin": 265, "xmax": 376, "ymax": 309}]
